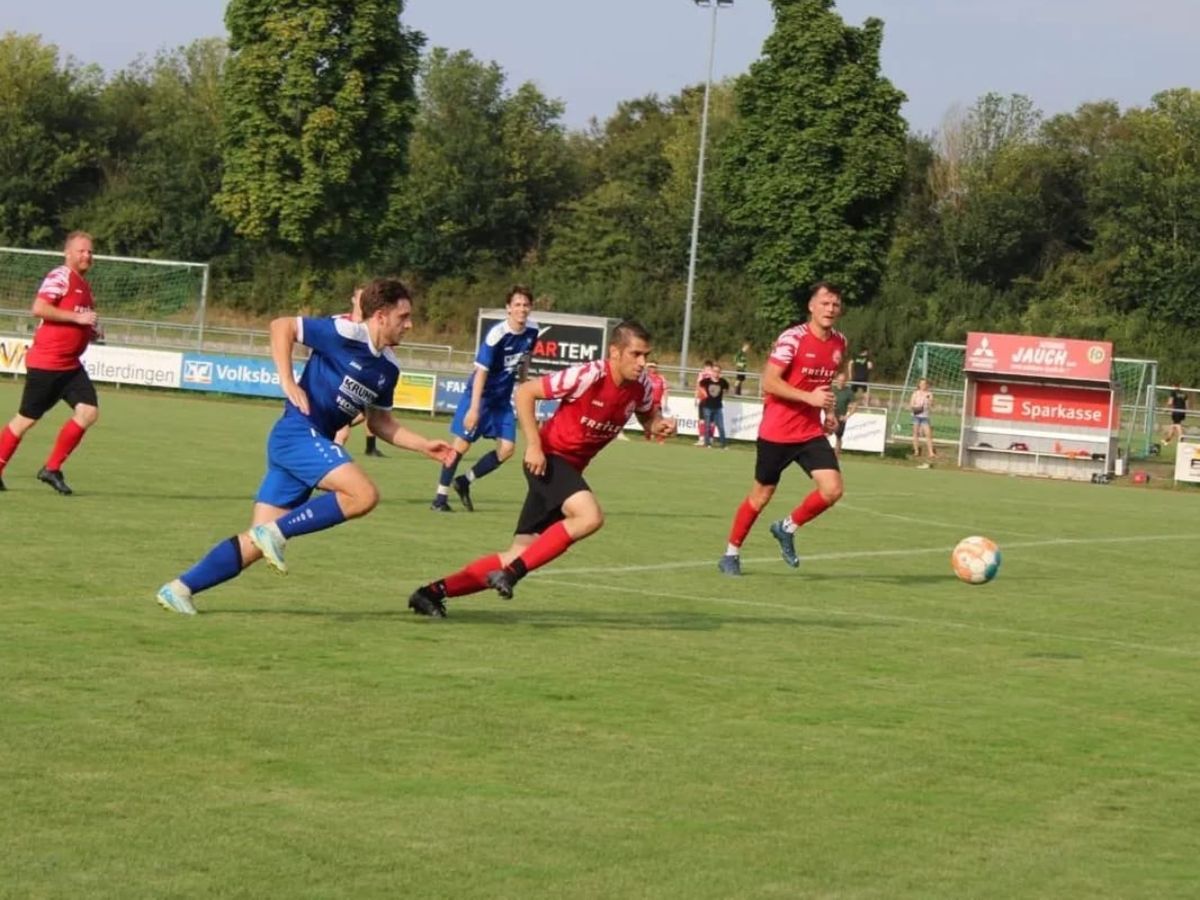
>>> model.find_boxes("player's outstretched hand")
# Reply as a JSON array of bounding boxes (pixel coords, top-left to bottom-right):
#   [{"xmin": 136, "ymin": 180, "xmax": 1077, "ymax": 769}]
[
  {"xmin": 524, "ymin": 445, "xmax": 547, "ymax": 477},
  {"xmin": 425, "ymin": 440, "xmax": 456, "ymax": 466},
  {"xmin": 652, "ymin": 417, "xmax": 677, "ymax": 438},
  {"xmin": 285, "ymin": 383, "xmax": 310, "ymax": 416}
]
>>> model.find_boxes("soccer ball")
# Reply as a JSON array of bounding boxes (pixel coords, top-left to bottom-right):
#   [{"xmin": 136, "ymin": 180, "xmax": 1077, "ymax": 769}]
[{"xmin": 951, "ymin": 536, "xmax": 1001, "ymax": 585}]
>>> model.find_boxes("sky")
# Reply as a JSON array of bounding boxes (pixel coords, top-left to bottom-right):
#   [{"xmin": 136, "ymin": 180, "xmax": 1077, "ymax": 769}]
[{"xmin": 6, "ymin": 0, "xmax": 1198, "ymax": 134}]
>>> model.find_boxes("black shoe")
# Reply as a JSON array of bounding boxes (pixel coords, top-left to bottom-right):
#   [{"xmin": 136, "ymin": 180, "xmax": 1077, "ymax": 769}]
[
  {"xmin": 408, "ymin": 586, "xmax": 447, "ymax": 618},
  {"xmin": 453, "ymin": 476, "xmax": 474, "ymax": 512},
  {"xmin": 430, "ymin": 500, "xmax": 453, "ymax": 512},
  {"xmin": 364, "ymin": 447, "xmax": 386, "ymax": 458},
  {"xmin": 486, "ymin": 569, "xmax": 515, "ymax": 600},
  {"xmin": 37, "ymin": 467, "xmax": 72, "ymax": 495},
  {"xmin": 0, "ymin": 475, "xmax": 6, "ymax": 491}
]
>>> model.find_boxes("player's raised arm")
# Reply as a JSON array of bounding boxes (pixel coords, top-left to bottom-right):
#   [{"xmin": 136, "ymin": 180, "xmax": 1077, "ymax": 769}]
[
  {"xmin": 268, "ymin": 316, "xmax": 308, "ymax": 415},
  {"xmin": 365, "ymin": 407, "xmax": 455, "ymax": 464},
  {"xmin": 515, "ymin": 377, "xmax": 548, "ymax": 475}
]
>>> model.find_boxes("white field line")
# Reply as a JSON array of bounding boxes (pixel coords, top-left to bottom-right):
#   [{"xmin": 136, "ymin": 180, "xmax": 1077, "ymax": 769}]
[
  {"xmin": 532, "ymin": 574, "xmax": 1200, "ymax": 659},
  {"xmin": 836, "ymin": 501, "xmax": 1042, "ymax": 538},
  {"xmin": 539, "ymin": 532, "xmax": 1200, "ymax": 577}
]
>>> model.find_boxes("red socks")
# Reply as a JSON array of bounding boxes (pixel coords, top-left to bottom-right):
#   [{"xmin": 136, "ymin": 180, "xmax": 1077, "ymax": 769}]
[
  {"xmin": 727, "ymin": 499, "xmax": 762, "ymax": 549},
  {"xmin": 0, "ymin": 426, "xmax": 20, "ymax": 473},
  {"xmin": 46, "ymin": 420, "xmax": 86, "ymax": 471},
  {"xmin": 440, "ymin": 553, "xmax": 504, "ymax": 598},
  {"xmin": 434, "ymin": 523, "xmax": 578, "ymax": 600},
  {"xmin": 788, "ymin": 490, "xmax": 833, "ymax": 529},
  {"xmin": 512, "ymin": 521, "xmax": 574, "ymax": 574}
]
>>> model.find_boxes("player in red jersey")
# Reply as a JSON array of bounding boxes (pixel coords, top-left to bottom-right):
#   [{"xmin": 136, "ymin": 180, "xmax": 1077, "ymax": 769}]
[
  {"xmin": 718, "ymin": 282, "xmax": 847, "ymax": 576},
  {"xmin": 407, "ymin": 320, "xmax": 676, "ymax": 617},
  {"xmin": 644, "ymin": 361, "xmax": 669, "ymax": 443},
  {"xmin": 0, "ymin": 232, "xmax": 100, "ymax": 495}
]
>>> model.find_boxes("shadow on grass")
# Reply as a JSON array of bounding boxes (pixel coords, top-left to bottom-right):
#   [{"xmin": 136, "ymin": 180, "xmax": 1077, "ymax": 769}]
[{"xmin": 205, "ymin": 605, "xmax": 887, "ymax": 631}]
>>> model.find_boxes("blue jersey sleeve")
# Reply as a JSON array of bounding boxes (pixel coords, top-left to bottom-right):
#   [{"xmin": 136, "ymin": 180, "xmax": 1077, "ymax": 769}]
[
  {"xmin": 298, "ymin": 316, "xmax": 344, "ymax": 357},
  {"xmin": 474, "ymin": 325, "xmax": 502, "ymax": 370}
]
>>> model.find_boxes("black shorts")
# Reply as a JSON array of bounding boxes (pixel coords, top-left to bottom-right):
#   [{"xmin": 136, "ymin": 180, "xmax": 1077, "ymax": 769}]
[
  {"xmin": 754, "ymin": 436, "xmax": 840, "ymax": 486},
  {"xmin": 1171, "ymin": 411, "xmax": 1185, "ymax": 425},
  {"xmin": 515, "ymin": 454, "xmax": 591, "ymax": 535},
  {"xmin": 19, "ymin": 367, "xmax": 97, "ymax": 420},
  {"xmin": 735, "ymin": 372, "xmax": 746, "ymax": 383},
  {"xmin": 834, "ymin": 419, "xmax": 847, "ymax": 439},
  {"xmin": 851, "ymin": 382, "xmax": 867, "ymax": 395}
]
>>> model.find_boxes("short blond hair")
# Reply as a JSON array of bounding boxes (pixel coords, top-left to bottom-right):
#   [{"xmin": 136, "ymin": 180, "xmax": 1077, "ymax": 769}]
[{"xmin": 65, "ymin": 230, "xmax": 93, "ymax": 249}]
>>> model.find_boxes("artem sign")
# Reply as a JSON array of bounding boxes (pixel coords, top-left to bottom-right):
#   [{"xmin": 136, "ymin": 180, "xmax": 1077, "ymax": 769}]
[{"xmin": 477, "ymin": 309, "xmax": 612, "ymax": 377}]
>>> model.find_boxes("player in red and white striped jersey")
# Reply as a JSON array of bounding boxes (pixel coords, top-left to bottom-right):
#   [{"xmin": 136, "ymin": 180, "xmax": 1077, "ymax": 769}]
[
  {"xmin": 408, "ymin": 320, "xmax": 676, "ymax": 616},
  {"xmin": 0, "ymin": 232, "xmax": 101, "ymax": 495},
  {"xmin": 719, "ymin": 282, "xmax": 848, "ymax": 575}
]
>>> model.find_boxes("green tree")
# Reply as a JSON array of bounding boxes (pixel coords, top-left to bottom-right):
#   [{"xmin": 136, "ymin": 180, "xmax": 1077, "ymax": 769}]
[
  {"xmin": 385, "ymin": 48, "xmax": 576, "ymax": 276},
  {"xmin": 0, "ymin": 33, "xmax": 102, "ymax": 246},
  {"xmin": 719, "ymin": 0, "xmax": 907, "ymax": 328},
  {"xmin": 1090, "ymin": 89, "xmax": 1200, "ymax": 325},
  {"xmin": 77, "ymin": 39, "xmax": 230, "ymax": 260},
  {"xmin": 214, "ymin": 0, "xmax": 422, "ymax": 262}
]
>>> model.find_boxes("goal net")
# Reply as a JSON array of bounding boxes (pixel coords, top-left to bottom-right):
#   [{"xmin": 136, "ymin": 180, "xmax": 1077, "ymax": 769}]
[
  {"xmin": 896, "ymin": 341, "xmax": 1159, "ymax": 459},
  {"xmin": 0, "ymin": 247, "xmax": 209, "ymax": 336}
]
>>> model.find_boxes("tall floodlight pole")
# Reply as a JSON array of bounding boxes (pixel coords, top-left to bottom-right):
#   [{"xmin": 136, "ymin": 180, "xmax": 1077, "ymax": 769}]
[{"xmin": 680, "ymin": 0, "xmax": 732, "ymax": 374}]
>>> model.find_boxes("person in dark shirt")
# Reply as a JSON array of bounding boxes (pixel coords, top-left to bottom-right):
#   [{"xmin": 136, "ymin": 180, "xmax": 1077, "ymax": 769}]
[
  {"xmin": 1164, "ymin": 383, "xmax": 1188, "ymax": 444},
  {"xmin": 848, "ymin": 347, "xmax": 873, "ymax": 405},
  {"xmin": 699, "ymin": 365, "xmax": 730, "ymax": 449},
  {"xmin": 831, "ymin": 373, "xmax": 858, "ymax": 456}
]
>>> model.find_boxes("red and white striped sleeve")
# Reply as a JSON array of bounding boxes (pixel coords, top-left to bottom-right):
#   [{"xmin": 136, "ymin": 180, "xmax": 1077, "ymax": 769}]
[
  {"xmin": 768, "ymin": 324, "xmax": 804, "ymax": 368},
  {"xmin": 635, "ymin": 372, "xmax": 654, "ymax": 413},
  {"xmin": 540, "ymin": 360, "xmax": 605, "ymax": 402},
  {"xmin": 37, "ymin": 266, "xmax": 71, "ymax": 304}
]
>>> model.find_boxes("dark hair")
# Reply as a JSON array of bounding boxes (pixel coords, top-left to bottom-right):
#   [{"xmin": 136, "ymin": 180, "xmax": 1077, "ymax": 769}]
[
  {"xmin": 506, "ymin": 285, "xmax": 533, "ymax": 306},
  {"xmin": 610, "ymin": 319, "xmax": 651, "ymax": 348},
  {"xmin": 808, "ymin": 281, "xmax": 842, "ymax": 301},
  {"xmin": 703, "ymin": 359, "xmax": 715, "ymax": 367},
  {"xmin": 358, "ymin": 277, "xmax": 412, "ymax": 319}
]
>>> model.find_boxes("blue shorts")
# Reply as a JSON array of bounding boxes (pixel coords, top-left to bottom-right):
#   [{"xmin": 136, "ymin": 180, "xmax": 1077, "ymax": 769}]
[
  {"xmin": 450, "ymin": 400, "xmax": 517, "ymax": 443},
  {"xmin": 912, "ymin": 415, "xmax": 930, "ymax": 427},
  {"xmin": 255, "ymin": 416, "xmax": 352, "ymax": 509}
]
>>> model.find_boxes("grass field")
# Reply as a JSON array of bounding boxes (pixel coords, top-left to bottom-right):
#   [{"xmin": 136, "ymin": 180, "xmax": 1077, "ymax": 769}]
[{"xmin": 2, "ymin": 381, "xmax": 1199, "ymax": 899}]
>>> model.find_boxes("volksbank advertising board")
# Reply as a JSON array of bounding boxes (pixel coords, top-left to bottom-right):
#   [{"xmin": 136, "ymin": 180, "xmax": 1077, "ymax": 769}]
[
  {"xmin": 180, "ymin": 353, "xmax": 305, "ymax": 398},
  {"xmin": 476, "ymin": 309, "xmax": 615, "ymax": 377}
]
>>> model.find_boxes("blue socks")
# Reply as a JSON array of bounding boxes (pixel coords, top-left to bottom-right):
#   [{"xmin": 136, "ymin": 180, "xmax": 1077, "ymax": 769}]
[
  {"xmin": 469, "ymin": 450, "xmax": 501, "ymax": 481},
  {"xmin": 438, "ymin": 452, "xmax": 463, "ymax": 488},
  {"xmin": 179, "ymin": 538, "xmax": 243, "ymax": 594},
  {"xmin": 277, "ymin": 492, "xmax": 347, "ymax": 538}
]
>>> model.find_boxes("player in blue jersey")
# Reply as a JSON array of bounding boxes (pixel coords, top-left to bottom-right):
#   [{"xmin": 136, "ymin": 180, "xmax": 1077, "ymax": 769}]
[
  {"xmin": 155, "ymin": 278, "xmax": 455, "ymax": 615},
  {"xmin": 431, "ymin": 286, "xmax": 539, "ymax": 512}
]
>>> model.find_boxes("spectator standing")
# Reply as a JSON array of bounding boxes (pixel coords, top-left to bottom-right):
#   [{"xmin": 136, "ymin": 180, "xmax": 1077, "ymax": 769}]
[
  {"xmin": 699, "ymin": 365, "xmax": 730, "ymax": 449},
  {"xmin": 848, "ymin": 346, "xmax": 873, "ymax": 404},
  {"xmin": 1164, "ymin": 383, "xmax": 1188, "ymax": 444},
  {"xmin": 909, "ymin": 377, "xmax": 935, "ymax": 460},
  {"xmin": 733, "ymin": 342, "xmax": 750, "ymax": 396}
]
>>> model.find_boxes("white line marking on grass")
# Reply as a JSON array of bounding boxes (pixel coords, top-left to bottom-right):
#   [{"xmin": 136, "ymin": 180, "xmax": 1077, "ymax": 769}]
[
  {"xmin": 533, "ymin": 577, "xmax": 1200, "ymax": 659},
  {"xmin": 837, "ymin": 502, "xmax": 1041, "ymax": 538},
  {"xmin": 541, "ymin": 533, "xmax": 1200, "ymax": 577}
]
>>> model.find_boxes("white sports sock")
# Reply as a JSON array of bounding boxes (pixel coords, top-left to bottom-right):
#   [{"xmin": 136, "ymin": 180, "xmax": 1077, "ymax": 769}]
[
  {"xmin": 725, "ymin": 543, "xmax": 740, "ymax": 557},
  {"xmin": 781, "ymin": 517, "xmax": 799, "ymax": 534}
]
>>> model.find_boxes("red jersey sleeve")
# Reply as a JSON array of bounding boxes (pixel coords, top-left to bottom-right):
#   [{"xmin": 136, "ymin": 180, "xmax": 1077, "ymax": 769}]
[
  {"xmin": 37, "ymin": 267, "xmax": 71, "ymax": 305},
  {"xmin": 540, "ymin": 361, "xmax": 605, "ymax": 403}
]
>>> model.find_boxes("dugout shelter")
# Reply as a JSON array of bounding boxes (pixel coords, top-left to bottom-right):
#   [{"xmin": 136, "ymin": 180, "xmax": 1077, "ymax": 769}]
[{"xmin": 958, "ymin": 332, "xmax": 1120, "ymax": 481}]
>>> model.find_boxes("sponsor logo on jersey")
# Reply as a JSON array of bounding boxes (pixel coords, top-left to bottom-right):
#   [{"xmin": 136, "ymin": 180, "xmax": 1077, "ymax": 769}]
[{"xmin": 339, "ymin": 375, "xmax": 378, "ymax": 405}]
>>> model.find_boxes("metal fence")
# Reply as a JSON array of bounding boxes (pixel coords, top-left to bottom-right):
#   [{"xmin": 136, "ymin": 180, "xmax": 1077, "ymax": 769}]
[{"xmin": 0, "ymin": 307, "xmax": 476, "ymax": 371}]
